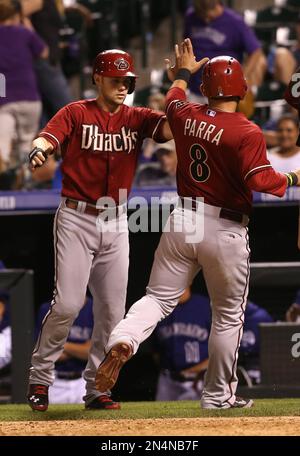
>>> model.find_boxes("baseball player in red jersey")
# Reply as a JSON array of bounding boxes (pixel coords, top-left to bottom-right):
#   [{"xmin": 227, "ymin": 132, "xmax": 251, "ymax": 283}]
[
  {"xmin": 26, "ymin": 49, "xmax": 172, "ymax": 411},
  {"xmin": 95, "ymin": 39, "xmax": 300, "ymax": 409}
]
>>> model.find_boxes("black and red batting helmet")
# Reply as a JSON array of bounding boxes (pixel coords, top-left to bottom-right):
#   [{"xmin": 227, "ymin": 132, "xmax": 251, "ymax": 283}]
[
  {"xmin": 201, "ymin": 56, "xmax": 247, "ymax": 99},
  {"xmin": 92, "ymin": 49, "xmax": 137, "ymax": 94}
]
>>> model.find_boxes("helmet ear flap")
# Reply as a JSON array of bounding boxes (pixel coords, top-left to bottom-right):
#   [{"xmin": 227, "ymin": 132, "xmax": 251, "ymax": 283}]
[{"xmin": 128, "ymin": 78, "xmax": 136, "ymax": 94}]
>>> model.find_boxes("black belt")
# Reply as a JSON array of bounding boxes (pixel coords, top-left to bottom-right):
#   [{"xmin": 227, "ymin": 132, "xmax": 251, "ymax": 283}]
[
  {"xmin": 179, "ymin": 197, "xmax": 246, "ymax": 224},
  {"xmin": 65, "ymin": 198, "xmax": 126, "ymax": 218},
  {"xmin": 56, "ymin": 371, "xmax": 82, "ymax": 380},
  {"xmin": 219, "ymin": 208, "xmax": 245, "ymax": 224}
]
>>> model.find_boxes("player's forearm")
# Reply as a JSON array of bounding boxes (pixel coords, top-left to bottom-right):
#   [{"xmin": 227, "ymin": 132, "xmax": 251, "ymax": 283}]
[
  {"xmin": 63, "ymin": 341, "xmax": 91, "ymax": 361},
  {"xmin": 165, "ymin": 87, "xmax": 187, "ymax": 112},
  {"xmin": 170, "ymin": 80, "xmax": 188, "ymax": 92},
  {"xmin": 32, "ymin": 137, "xmax": 54, "ymax": 155},
  {"xmin": 246, "ymin": 168, "xmax": 291, "ymax": 196}
]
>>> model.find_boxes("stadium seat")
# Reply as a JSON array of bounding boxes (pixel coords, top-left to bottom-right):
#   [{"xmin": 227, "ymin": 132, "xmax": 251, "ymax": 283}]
[{"xmin": 255, "ymin": 5, "xmax": 296, "ymax": 46}]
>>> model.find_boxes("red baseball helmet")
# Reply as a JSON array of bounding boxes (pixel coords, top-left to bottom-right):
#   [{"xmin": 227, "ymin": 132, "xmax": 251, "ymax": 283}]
[
  {"xmin": 93, "ymin": 49, "xmax": 137, "ymax": 94},
  {"xmin": 200, "ymin": 56, "xmax": 248, "ymax": 99}
]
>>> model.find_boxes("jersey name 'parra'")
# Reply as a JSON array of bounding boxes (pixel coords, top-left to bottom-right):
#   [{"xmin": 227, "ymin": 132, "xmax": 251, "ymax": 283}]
[{"xmin": 184, "ymin": 118, "xmax": 224, "ymax": 146}]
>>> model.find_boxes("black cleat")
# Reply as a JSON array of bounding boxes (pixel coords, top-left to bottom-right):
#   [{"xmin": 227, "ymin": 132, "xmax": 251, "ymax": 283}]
[
  {"xmin": 85, "ymin": 395, "xmax": 120, "ymax": 410},
  {"xmin": 27, "ymin": 384, "xmax": 49, "ymax": 412}
]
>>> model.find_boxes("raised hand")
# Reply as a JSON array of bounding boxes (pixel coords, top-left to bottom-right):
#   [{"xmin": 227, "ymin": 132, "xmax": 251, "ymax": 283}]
[{"xmin": 165, "ymin": 38, "xmax": 209, "ymax": 81}]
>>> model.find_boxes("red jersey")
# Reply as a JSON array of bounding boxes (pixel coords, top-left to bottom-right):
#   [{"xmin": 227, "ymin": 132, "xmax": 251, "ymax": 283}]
[
  {"xmin": 166, "ymin": 88, "xmax": 287, "ymax": 215},
  {"xmin": 39, "ymin": 99, "xmax": 166, "ymax": 204}
]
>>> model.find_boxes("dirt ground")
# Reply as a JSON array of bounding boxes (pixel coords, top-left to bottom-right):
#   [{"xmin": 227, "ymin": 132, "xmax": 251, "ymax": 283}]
[{"xmin": 1, "ymin": 417, "xmax": 300, "ymax": 436}]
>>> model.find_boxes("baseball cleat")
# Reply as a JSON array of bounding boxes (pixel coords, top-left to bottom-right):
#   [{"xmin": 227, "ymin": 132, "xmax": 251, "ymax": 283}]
[
  {"xmin": 95, "ymin": 342, "xmax": 133, "ymax": 392},
  {"xmin": 229, "ymin": 397, "xmax": 254, "ymax": 408},
  {"xmin": 202, "ymin": 396, "xmax": 254, "ymax": 409},
  {"xmin": 27, "ymin": 384, "xmax": 49, "ymax": 411},
  {"xmin": 85, "ymin": 395, "xmax": 120, "ymax": 410}
]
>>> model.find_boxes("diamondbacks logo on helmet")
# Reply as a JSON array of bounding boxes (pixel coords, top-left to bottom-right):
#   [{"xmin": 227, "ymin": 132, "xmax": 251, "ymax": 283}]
[
  {"xmin": 114, "ymin": 58, "xmax": 130, "ymax": 71},
  {"xmin": 92, "ymin": 49, "xmax": 138, "ymax": 93}
]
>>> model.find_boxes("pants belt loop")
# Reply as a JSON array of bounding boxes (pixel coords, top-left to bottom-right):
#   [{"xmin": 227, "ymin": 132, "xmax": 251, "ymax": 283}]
[
  {"xmin": 242, "ymin": 215, "xmax": 250, "ymax": 227},
  {"xmin": 76, "ymin": 201, "xmax": 86, "ymax": 214}
]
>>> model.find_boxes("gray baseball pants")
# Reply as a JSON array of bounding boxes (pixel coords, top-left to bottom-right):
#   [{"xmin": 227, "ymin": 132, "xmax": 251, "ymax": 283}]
[
  {"xmin": 106, "ymin": 200, "xmax": 250, "ymax": 408},
  {"xmin": 29, "ymin": 198, "xmax": 129, "ymax": 403}
]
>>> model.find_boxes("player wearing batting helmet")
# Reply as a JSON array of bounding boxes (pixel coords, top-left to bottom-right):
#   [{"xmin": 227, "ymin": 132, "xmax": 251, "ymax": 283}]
[
  {"xmin": 27, "ymin": 48, "xmax": 172, "ymax": 412},
  {"xmin": 200, "ymin": 55, "xmax": 247, "ymax": 99},
  {"xmin": 92, "ymin": 49, "xmax": 137, "ymax": 94},
  {"xmin": 95, "ymin": 39, "xmax": 300, "ymax": 409}
]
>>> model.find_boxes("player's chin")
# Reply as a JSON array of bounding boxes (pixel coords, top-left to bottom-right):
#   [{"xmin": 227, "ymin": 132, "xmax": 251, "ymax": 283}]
[{"xmin": 115, "ymin": 95, "xmax": 126, "ymax": 104}]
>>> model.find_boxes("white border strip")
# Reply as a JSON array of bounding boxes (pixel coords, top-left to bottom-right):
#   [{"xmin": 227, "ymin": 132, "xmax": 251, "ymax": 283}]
[
  {"xmin": 40, "ymin": 132, "xmax": 61, "ymax": 148},
  {"xmin": 244, "ymin": 164, "xmax": 272, "ymax": 181},
  {"xmin": 165, "ymin": 99, "xmax": 179, "ymax": 116},
  {"xmin": 151, "ymin": 116, "xmax": 165, "ymax": 140}
]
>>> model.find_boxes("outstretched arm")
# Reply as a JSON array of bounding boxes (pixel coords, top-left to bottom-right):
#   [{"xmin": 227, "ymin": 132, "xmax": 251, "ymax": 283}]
[
  {"xmin": 160, "ymin": 39, "xmax": 208, "ymax": 135},
  {"xmin": 165, "ymin": 38, "xmax": 209, "ymax": 92},
  {"xmin": 246, "ymin": 168, "xmax": 300, "ymax": 196}
]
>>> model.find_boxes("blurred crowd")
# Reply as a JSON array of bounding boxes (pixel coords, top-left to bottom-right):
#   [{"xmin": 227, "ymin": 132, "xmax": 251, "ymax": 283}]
[{"xmin": 0, "ymin": 0, "xmax": 300, "ymax": 192}]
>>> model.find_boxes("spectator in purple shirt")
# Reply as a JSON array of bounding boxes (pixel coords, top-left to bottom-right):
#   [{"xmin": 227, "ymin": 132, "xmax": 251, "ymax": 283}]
[
  {"xmin": 0, "ymin": 0, "xmax": 48, "ymax": 172},
  {"xmin": 183, "ymin": 0, "xmax": 266, "ymax": 102}
]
